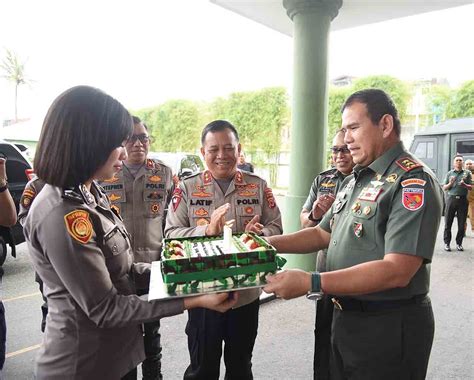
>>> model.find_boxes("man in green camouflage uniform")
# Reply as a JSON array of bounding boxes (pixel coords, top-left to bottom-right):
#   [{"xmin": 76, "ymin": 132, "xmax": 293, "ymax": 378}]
[
  {"xmin": 265, "ymin": 89, "xmax": 443, "ymax": 380},
  {"xmin": 300, "ymin": 130, "xmax": 354, "ymax": 380}
]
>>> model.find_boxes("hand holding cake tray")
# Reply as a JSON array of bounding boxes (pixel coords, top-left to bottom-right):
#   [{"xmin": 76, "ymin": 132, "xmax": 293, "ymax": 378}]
[{"xmin": 148, "ymin": 226, "xmax": 286, "ymax": 300}]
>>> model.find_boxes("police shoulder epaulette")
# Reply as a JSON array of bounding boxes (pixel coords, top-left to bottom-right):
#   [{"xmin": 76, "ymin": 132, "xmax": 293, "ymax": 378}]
[
  {"xmin": 183, "ymin": 171, "xmax": 201, "ymax": 182},
  {"xmin": 395, "ymin": 157, "xmax": 423, "ymax": 172},
  {"xmin": 62, "ymin": 188, "xmax": 84, "ymax": 203}
]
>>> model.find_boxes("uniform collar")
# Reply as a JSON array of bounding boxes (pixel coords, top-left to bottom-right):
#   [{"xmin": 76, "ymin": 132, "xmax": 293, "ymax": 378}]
[
  {"xmin": 201, "ymin": 169, "xmax": 246, "ymax": 185},
  {"xmin": 353, "ymin": 141, "xmax": 406, "ymax": 177}
]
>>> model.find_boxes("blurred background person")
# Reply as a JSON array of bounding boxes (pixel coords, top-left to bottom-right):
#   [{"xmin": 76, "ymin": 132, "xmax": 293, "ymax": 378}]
[
  {"xmin": 0, "ymin": 156, "xmax": 18, "ymax": 379},
  {"xmin": 237, "ymin": 151, "xmax": 254, "ymax": 173}
]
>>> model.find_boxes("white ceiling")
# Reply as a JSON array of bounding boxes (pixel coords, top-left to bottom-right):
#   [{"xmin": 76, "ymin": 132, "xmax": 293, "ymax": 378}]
[{"xmin": 211, "ymin": 0, "xmax": 472, "ymax": 36}]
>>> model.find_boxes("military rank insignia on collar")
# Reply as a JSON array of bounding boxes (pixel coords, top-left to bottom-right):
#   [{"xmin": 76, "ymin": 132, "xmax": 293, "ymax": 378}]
[
  {"xmin": 64, "ymin": 210, "xmax": 93, "ymax": 244},
  {"xmin": 203, "ymin": 170, "xmax": 213, "ymax": 184}
]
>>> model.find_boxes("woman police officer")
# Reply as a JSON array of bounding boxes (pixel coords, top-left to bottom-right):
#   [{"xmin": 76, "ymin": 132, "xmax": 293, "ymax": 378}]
[{"xmin": 23, "ymin": 85, "xmax": 236, "ymax": 380}]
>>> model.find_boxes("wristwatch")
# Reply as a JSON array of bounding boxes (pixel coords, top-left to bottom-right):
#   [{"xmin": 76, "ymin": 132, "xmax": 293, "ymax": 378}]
[
  {"xmin": 307, "ymin": 212, "xmax": 321, "ymax": 223},
  {"xmin": 306, "ymin": 271, "xmax": 323, "ymax": 301}
]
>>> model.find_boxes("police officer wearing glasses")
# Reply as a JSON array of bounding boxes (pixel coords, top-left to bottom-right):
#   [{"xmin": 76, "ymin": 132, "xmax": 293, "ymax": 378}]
[
  {"xmin": 264, "ymin": 89, "xmax": 443, "ymax": 380},
  {"xmin": 100, "ymin": 116, "xmax": 173, "ymax": 379},
  {"xmin": 300, "ymin": 129, "xmax": 354, "ymax": 380}
]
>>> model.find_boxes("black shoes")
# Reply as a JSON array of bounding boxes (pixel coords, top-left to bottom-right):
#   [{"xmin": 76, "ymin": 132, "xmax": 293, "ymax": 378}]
[
  {"xmin": 444, "ymin": 244, "xmax": 451, "ymax": 252},
  {"xmin": 456, "ymin": 245, "xmax": 464, "ymax": 251}
]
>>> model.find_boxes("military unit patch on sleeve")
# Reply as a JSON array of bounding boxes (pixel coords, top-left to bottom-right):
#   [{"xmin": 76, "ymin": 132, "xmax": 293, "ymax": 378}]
[
  {"xmin": 21, "ymin": 188, "xmax": 36, "ymax": 209},
  {"xmin": 396, "ymin": 158, "xmax": 423, "ymax": 172},
  {"xmin": 172, "ymin": 188, "xmax": 183, "ymax": 211},
  {"xmin": 402, "ymin": 188, "xmax": 424, "ymax": 211},
  {"xmin": 264, "ymin": 188, "xmax": 276, "ymax": 209},
  {"xmin": 64, "ymin": 210, "xmax": 93, "ymax": 244}
]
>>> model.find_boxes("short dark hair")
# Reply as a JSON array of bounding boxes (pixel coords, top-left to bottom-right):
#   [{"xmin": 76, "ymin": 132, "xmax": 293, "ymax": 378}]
[
  {"xmin": 132, "ymin": 115, "xmax": 148, "ymax": 131},
  {"xmin": 34, "ymin": 86, "xmax": 132, "ymax": 187},
  {"xmin": 454, "ymin": 154, "xmax": 463, "ymax": 160},
  {"xmin": 201, "ymin": 120, "xmax": 239, "ymax": 145},
  {"xmin": 341, "ymin": 89, "xmax": 401, "ymax": 137}
]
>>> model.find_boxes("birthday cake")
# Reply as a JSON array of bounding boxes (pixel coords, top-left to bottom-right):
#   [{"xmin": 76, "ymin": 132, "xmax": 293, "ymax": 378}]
[{"xmin": 160, "ymin": 231, "xmax": 285, "ymax": 295}]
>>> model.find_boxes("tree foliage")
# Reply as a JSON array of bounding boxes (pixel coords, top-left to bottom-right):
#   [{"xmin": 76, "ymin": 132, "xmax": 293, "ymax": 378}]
[
  {"xmin": 352, "ymin": 75, "xmax": 410, "ymax": 122},
  {"xmin": 209, "ymin": 87, "xmax": 289, "ymax": 155},
  {"xmin": 136, "ymin": 100, "xmax": 201, "ymax": 152},
  {"xmin": 0, "ymin": 48, "xmax": 31, "ymax": 121},
  {"xmin": 448, "ymin": 80, "xmax": 474, "ymax": 119}
]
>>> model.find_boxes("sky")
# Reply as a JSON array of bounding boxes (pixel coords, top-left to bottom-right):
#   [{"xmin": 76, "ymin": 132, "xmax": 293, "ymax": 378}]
[{"xmin": 0, "ymin": 0, "xmax": 472, "ymax": 123}]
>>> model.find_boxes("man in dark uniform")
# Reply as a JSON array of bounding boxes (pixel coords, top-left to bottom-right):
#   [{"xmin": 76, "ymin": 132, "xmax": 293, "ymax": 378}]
[
  {"xmin": 100, "ymin": 116, "xmax": 173, "ymax": 380},
  {"xmin": 264, "ymin": 89, "xmax": 444, "ymax": 380},
  {"xmin": 300, "ymin": 129, "xmax": 354, "ymax": 380},
  {"xmin": 19, "ymin": 177, "xmax": 48, "ymax": 332},
  {"xmin": 165, "ymin": 120, "xmax": 283, "ymax": 380},
  {"xmin": 442, "ymin": 155, "xmax": 472, "ymax": 251},
  {"xmin": 0, "ymin": 156, "xmax": 18, "ymax": 379},
  {"xmin": 237, "ymin": 152, "xmax": 254, "ymax": 173}
]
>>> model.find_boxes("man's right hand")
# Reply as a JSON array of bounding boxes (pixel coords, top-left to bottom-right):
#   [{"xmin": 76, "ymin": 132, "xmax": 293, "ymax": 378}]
[
  {"xmin": 205, "ymin": 203, "xmax": 230, "ymax": 236},
  {"xmin": 184, "ymin": 292, "xmax": 239, "ymax": 312},
  {"xmin": 311, "ymin": 194, "xmax": 336, "ymax": 221}
]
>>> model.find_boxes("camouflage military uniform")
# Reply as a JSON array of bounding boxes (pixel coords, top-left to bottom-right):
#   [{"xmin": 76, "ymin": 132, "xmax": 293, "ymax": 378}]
[
  {"xmin": 23, "ymin": 182, "xmax": 184, "ymax": 380},
  {"xmin": 165, "ymin": 169, "xmax": 282, "ymax": 380},
  {"xmin": 319, "ymin": 142, "xmax": 443, "ymax": 379}
]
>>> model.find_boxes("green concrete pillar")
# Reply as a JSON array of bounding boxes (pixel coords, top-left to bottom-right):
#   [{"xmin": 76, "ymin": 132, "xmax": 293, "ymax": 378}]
[{"xmin": 282, "ymin": 0, "xmax": 342, "ymax": 270}]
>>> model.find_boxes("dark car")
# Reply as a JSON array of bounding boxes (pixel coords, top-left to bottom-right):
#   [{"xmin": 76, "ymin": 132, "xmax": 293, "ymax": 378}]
[
  {"xmin": 148, "ymin": 152, "xmax": 204, "ymax": 179},
  {"xmin": 0, "ymin": 140, "xmax": 34, "ymax": 266}
]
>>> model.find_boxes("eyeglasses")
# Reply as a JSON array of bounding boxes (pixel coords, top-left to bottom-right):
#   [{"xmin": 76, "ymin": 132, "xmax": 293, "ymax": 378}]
[
  {"xmin": 127, "ymin": 134, "xmax": 151, "ymax": 144},
  {"xmin": 331, "ymin": 146, "xmax": 350, "ymax": 155}
]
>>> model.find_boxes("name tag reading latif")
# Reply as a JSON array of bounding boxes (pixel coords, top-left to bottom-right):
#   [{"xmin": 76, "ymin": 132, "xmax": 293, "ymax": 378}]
[{"xmin": 358, "ymin": 187, "xmax": 383, "ymax": 202}]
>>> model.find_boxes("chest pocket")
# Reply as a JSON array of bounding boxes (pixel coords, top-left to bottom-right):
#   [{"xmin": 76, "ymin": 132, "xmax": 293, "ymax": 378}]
[
  {"xmin": 190, "ymin": 205, "xmax": 213, "ymax": 227},
  {"xmin": 236, "ymin": 205, "xmax": 262, "ymax": 232},
  {"xmin": 102, "ymin": 225, "xmax": 131, "ymax": 257},
  {"xmin": 348, "ymin": 200, "xmax": 378, "ymax": 250},
  {"xmin": 144, "ymin": 189, "xmax": 166, "ymax": 218}
]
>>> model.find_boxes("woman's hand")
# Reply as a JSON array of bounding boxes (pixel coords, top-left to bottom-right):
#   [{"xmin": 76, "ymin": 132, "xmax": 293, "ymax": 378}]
[{"xmin": 184, "ymin": 291, "xmax": 239, "ymax": 313}]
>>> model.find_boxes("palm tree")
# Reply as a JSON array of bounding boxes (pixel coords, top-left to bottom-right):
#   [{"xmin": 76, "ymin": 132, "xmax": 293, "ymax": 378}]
[{"xmin": 1, "ymin": 49, "xmax": 30, "ymax": 122}]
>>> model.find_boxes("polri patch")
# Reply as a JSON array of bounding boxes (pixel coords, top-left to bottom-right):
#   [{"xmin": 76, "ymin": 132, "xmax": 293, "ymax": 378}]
[
  {"xmin": 402, "ymin": 188, "xmax": 424, "ymax": 211},
  {"xmin": 64, "ymin": 210, "xmax": 93, "ymax": 244}
]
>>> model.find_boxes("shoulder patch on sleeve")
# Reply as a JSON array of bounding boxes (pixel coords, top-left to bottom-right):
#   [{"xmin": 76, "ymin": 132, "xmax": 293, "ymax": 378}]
[
  {"xmin": 395, "ymin": 157, "xmax": 423, "ymax": 172},
  {"xmin": 264, "ymin": 187, "xmax": 276, "ymax": 209},
  {"xmin": 64, "ymin": 210, "xmax": 93, "ymax": 244},
  {"xmin": 21, "ymin": 188, "xmax": 36, "ymax": 209}
]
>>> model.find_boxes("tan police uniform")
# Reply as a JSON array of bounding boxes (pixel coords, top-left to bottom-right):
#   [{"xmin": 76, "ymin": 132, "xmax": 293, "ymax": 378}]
[
  {"xmin": 165, "ymin": 169, "xmax": 282, "ymax": 380},
  {"xmin": 319, "ymin": 142, "xmax": 444, "ymax": 379},
  {"xmin": 23, "ymin": 182, "xmax": 184, "ymax": 380},
  {"xmin": 100, "ymin": 158, "xmax": 173, "ymax": 267}
]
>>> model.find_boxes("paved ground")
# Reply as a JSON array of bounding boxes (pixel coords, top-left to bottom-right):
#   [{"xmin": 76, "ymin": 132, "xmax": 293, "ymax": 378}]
[{"xmin": 2, "ymin": 220, "xmax": 473, "ymax": 379}]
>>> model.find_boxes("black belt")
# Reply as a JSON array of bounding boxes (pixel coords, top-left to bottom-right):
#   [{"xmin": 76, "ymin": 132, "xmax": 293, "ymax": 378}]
[
  {"xmin": 449, "ymin": 195, "xmax": 466, "ymax": 199},
  {"xmin": 331, "ymin": 294, "xmax": 428, "ymax": 312}
]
